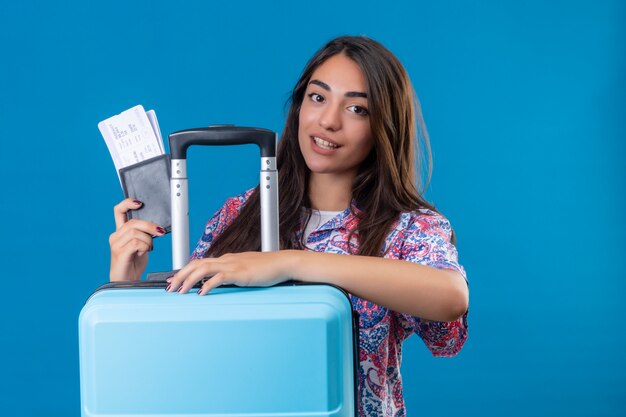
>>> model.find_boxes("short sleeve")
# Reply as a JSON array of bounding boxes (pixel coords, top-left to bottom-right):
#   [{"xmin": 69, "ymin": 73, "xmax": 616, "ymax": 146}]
[
  {"xmin": 190, "ymin": 189, "xmax": 254, "ymax": 260},
  {"xmin": 400, "ymin": 211, "xmax": 465, "ymax": 277},
  {"xmin": 397, "ymin": 211, "xmax": 468, "ymax": 357}
]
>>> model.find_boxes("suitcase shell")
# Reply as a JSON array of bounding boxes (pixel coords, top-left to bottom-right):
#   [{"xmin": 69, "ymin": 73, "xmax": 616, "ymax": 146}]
[{"xmin": 79, "ymin": 281, "xmax": 358, "ymax": 417}]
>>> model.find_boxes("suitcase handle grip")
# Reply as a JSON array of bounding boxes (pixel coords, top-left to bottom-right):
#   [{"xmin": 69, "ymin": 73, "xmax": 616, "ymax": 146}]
[{"xmin": 168, "ymin": 126, "xmax": 276, "ymax": 159}]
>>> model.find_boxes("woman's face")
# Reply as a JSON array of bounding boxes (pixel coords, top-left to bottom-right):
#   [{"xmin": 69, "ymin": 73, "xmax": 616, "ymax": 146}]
[{"xmin": 298, "ymin": 53, "xmax": 374, "ymax": 181}]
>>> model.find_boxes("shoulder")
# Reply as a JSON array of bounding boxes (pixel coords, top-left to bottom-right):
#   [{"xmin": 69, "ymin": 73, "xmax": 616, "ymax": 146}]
[
  {"xmin": 203, "ymin": 187, "xmax": 256, "ymax": 232},
  {"xmin": 392, "ymin": 208, "xmax": 465, "ymax": 277},
  {"xmin": 225, "ymin": 187, "xmax": 256, "ymax": 206},
  {"xmin": 395, "ymin": 208, "xmax": 455, "ymax": 241},
  {"xmin": 190, "ymin": 188, "xmax": 256, "ymax": 260},
  {"xmin": 221, "ymin": 188, "xmax": 256, "ymax": 213}
]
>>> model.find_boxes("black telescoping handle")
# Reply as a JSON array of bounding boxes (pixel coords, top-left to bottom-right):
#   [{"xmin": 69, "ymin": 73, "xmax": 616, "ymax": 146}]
[{"xmin": 169, "ymin": 125, "xmax": 276, "ymax": 159}]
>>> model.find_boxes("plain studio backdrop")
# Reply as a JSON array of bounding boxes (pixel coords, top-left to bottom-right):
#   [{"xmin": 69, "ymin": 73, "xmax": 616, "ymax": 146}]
[{"xmin": 0, "ymin": 1, "xmax": 624, "ymax": 416}]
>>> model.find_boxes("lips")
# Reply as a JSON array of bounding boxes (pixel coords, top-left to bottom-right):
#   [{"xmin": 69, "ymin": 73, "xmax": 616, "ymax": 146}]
[{"xmin": 311, "ymin": 135, "xmax": 340, "ymax": 150}]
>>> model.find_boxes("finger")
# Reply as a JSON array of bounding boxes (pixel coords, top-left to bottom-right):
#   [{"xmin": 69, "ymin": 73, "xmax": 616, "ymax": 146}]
[
  {"xmin": 176, "ymin": 262, "xmax": 221, "ymax": 294},
  {"xmin": 110, "ymin": 227, "xmax": 154, "ymax": 253},
  {"xmin": 118, "ymin": 239, "xmax": 152, "ymax": 259},
  {"xmin": 114, "ymin": 198, "xmax": 144, "ymax": 230},
  {"xmin": 198, "ymin": 272, "xmax": 226, "ymax": 295},
  {"xmin": 121, "ymin": 219, "xmax": 166, "ymax": 238},
  {"xmin": 167, "ymin": 259, "xmax": 204, "ymax": 293}
]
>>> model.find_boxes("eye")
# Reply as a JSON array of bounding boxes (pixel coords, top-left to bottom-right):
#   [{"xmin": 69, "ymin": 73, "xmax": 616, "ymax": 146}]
[
  {"xmin": 307, "ymin": 93, "xmax": 325, "ymax": 103},
  {"xmin": 348, "ymin": 105, "xmax": 369, "ymax": 116}
]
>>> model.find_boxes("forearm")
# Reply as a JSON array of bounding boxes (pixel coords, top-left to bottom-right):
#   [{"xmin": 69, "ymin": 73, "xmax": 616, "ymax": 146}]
[{"xmin": 286, "ymin": 250, "xmax": 468, "ymax": 322}]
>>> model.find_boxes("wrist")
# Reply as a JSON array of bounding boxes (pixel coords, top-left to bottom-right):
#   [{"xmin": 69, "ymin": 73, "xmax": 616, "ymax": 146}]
[{"xmin": 283, "ymin": 249, "xmax": 307, "ymax": 281}]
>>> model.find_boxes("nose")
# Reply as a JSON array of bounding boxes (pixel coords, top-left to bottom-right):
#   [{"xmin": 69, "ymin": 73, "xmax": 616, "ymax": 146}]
[{"xmin": 318, "ymin": 103, "xmax": 341, "ymax": 131}]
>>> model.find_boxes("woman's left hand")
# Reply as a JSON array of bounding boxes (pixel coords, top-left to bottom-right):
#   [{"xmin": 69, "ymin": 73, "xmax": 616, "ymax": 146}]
[{"xmin": 165, "ymin": 251, "xmax": 297, "ymax": 295}]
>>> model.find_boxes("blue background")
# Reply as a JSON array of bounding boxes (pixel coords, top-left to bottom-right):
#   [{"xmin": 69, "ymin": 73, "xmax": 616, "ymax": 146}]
[{"xmin": 1, "ymin": 1, "xmax": 624, "ymax": 415}]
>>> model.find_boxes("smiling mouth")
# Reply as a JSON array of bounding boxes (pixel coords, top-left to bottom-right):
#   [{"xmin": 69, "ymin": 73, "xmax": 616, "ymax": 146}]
[{"xmin": 312, "ymin": 136, "xmax": 340, "ymax": 150}]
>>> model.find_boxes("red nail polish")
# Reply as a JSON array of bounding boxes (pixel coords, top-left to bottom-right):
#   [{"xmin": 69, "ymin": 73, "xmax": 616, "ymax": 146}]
[
  {"xmin": 177, "ymin": 286, "xmax": 184, "ymax": 293},
  {"xmin": 165, "ymin": 284, "xmax": 171, "ymax": 292},
  {"xmin": 156, "ymin": 227, "xmax": 166, "ymax": 235},
  {"xmin": 133, "ymin": 199, "xmax": 143, "ymax": 206},
  {"xmin": 197, "ymin": 289, "xmax": 202, "ymax": 295}
]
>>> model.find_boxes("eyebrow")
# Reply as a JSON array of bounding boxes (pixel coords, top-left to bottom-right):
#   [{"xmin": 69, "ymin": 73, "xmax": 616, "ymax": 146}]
[{"xmin": 309, "ymin": 79, "xmax": 368, "ymax": 98}]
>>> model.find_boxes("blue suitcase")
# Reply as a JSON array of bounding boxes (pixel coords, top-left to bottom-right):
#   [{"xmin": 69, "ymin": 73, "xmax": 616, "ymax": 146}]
[{"xmin": 79, "ymin": 126, "xmax": 358, "ymax": 417}]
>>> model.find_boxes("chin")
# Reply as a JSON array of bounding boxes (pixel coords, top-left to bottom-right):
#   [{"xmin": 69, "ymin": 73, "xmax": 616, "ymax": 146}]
[{"xmin": 305, "ymin": 162, "xmax": 332, "ymax": 174}]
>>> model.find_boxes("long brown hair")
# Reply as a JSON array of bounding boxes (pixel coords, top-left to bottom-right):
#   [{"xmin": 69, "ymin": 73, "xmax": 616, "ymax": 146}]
[{"xmin": 207, "ymin": 35, "xmax": 446, "ymax": 258}]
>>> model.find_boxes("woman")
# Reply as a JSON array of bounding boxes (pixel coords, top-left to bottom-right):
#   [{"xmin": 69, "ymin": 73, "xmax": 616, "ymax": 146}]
[{"xmin": 109, "ymin": 35, "xmax": 468, "ymax": 417}]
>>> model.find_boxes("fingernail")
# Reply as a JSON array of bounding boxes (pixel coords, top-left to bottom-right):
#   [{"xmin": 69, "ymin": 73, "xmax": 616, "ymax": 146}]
[
  {"xmin": 133, "ymin": 199, "xmax": 143, "ymax": 206},
  {"xmin": 165, "ymin": 284, "xmax": 171, "ymax": 292},
  {"xmin": 177, "ymin": 286, "xmax": 184, "ymax": 293},
  {"xmin": 197, "ymin": 289, "xmax": 202, "ymax": 295},
  {"xmin": 156, "ymin": 227, "xmax": 166, "ymax": 235}
]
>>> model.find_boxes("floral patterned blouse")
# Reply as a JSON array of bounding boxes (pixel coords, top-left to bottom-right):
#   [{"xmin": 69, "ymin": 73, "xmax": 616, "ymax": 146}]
[{"xmin": 191, "ymin": 189, "xmax": 468, "ymax": 417}]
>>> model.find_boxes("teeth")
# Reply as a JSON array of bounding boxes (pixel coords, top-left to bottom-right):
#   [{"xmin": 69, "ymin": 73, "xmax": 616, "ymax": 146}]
[{"xmin": 313, "ymin": 137, "xmax": 339, "ymax": 150}]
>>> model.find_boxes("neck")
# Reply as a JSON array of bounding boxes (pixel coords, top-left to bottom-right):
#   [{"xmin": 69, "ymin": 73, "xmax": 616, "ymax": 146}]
[{"xmin": 307, "ymin": 172, "xmax": 353, "ymax": 211}]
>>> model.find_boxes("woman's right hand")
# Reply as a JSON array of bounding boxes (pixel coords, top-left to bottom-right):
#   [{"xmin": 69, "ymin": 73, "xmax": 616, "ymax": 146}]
[{"xmin": 109, "ymin": 199, "xmax": 166, "ymax": 282}]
